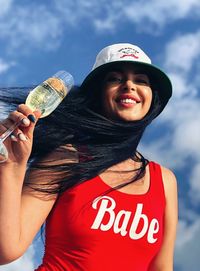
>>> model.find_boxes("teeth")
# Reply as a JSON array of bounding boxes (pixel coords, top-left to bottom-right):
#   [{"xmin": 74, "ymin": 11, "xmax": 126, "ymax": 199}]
[{"xmin": 120, "ymin": 99, "xmax": 137, "ymax": 104}]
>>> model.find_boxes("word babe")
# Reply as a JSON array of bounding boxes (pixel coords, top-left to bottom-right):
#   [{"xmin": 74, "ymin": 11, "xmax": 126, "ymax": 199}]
[{"xmin": 91, "ymin": 196, "xmax": 159, "ymax": 244}]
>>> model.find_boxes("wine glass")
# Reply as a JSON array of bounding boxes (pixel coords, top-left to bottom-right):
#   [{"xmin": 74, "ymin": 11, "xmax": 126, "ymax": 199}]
[{"xmin": 0, "ymin": 70, "xmax": 74, "ymax": 163}]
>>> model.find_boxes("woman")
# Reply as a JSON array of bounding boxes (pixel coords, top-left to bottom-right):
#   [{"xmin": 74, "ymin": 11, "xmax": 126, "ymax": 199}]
[{"xmin": 0, "ymin": 43, "xmax": 178, "ymax": 270}]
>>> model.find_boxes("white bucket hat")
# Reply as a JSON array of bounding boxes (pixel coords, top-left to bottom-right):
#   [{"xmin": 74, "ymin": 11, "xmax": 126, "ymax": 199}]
[{"xmin": 81, "ymin": 43, "xmax": 172, "ymax": 115}]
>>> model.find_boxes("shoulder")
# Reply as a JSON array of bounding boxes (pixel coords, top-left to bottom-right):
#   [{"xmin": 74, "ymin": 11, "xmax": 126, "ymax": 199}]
[
  {"xmin": 148, "ymin": 164, "xmax": 178, "ymax": 269},
  {"xmin": 159, "ymin": 164, "xmax": 178, "ymax": 200}
]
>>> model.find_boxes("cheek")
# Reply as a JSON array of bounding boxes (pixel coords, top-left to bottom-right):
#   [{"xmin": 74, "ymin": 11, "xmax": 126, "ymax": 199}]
[
  {"xmin": 102, "ymin": 87, "xmax": 114, "ymax": 105},
  {"xmin": 143, "ymin": 89, "xmax": 153, "ymax": 107},
  {"xmin": 100, "ymin": 88, "xmax": 116, "ymax": 116},
  {"xmin": 99, "ymin": 88, "xmax": 110, "ymax": 114}
]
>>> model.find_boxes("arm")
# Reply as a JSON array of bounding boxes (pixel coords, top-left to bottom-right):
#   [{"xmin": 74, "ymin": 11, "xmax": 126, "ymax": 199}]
[
  {"xmin": 148, "ymin": 166, "xmax": 178, "ymax": 271},
  {"xmin": 0, "ymin": 105, "xmax": 53, "ymax": 264},
  {"xmin": 0, "ymin": 163, "xmax": 57, "ymax": 264},
  {"xmin": 0, "ymin": 105, "xmax": 77, "ymax": 264}
]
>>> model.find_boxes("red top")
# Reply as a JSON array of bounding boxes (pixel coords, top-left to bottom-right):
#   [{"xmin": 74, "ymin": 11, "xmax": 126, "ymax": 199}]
[{"xmin": 35, "ymin": 161, "xmax": 165, "ymax": 271}]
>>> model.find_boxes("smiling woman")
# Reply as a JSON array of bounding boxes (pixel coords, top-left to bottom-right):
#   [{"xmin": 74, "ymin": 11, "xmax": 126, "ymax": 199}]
[
  {"xmin": 0, "ymin": 43, "xmax": 178, "ymax": 271},
  {"xmin": 101, "ymin": 66, "xmax": 153, "ymax": 121}
]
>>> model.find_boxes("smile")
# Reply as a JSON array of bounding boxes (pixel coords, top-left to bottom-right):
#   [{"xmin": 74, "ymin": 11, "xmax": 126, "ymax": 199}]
[
  {"xmin": 116, "ymin": 94, "xmax": 141, "ymax": 107},
  {"xmin": 120, "ymin": 98, "xmax": 137, "ymax": 104}
]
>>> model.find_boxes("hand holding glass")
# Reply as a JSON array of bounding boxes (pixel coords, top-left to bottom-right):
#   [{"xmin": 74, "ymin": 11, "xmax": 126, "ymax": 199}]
[{"xmin": 0, "ymin": 71, "xmax": 74, "ymax": 163}]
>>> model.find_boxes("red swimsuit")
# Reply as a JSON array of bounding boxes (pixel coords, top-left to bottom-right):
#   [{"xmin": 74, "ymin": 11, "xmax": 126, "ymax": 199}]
[{"xmin": 35, "ymin": 161, "xmax": 165, "ymax": 271}]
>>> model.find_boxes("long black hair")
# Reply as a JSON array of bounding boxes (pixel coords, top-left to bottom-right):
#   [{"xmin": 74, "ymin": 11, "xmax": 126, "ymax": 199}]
[{"xmin": 0, "ymin": 82, "xmax": 162, "ymax": 195}]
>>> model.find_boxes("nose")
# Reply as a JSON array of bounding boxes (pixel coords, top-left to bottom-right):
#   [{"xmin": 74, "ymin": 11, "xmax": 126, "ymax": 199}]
[{"xmin": 122, "ymin": 79, "xmax": 137, "ymax": 92}]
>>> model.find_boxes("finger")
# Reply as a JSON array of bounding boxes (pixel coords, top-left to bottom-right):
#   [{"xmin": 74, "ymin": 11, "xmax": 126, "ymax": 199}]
[
  {"xmin": 14, "ymin": 105, "xmax": 41, "ymax": 140},
  {"xmin": 17, "ymin": 132, "xmax": 28, "ymax": 141},
  {"xmin": 17, "ymin": 104, "xmax": 41, "ymax": 126},
  {"xmin": 10, "ymin": 133, "xmax": 27, "ymax": 142},
  {"xmin": 16, "ymin": 111, "xmax": 41, "ymax": 141},
  {"xmin": 17, "ymin": 104, "xmax": 42, "ymax": 121},
  {"xmin": 33, "ymin": 110, "xmax": 42, "ymax": 119},
  {"xmin": 25, "ymin": 114, "xmax": 39, "ymax": 139},
  {"xmin": 10, "ymin": 126, "xmax": 28, "ymax": 142},
  {"xmin": 14, "ymin": 104, "xmax": 36, "ymax": 126},
  {"xmin": 0, "ymin": 120, "xmax": 30, "ymax": 145},
  {"xmin": 10, "ymin": 127, "xmax": 24, "ymax": 139},
  {"xmin": 10, "ymin": 134, "xmax": 18, "ymax": 142},
  {"xmin": 0, "ymin": 123, "xmax": 23, "ymax": 143},
  {"xmin": 17, "ymin": 104, "xmax": 36, "ymax": 117},
  {"xmin": 8, "ymin": 111, "xmax": 31, "ymax": 127}
]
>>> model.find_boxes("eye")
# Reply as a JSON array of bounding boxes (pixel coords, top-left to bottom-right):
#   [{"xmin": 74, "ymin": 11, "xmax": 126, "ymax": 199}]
[
  {"xmin": 135, "ymin": 76, "xmax": 150, "ymax": 86},
  {"xmin": 107, "ymin": 76, "xmax": 122, "ymax": 83},
  {"xmin": 104, "ymin": 75, "xmax": 124, "ymax": 85}
]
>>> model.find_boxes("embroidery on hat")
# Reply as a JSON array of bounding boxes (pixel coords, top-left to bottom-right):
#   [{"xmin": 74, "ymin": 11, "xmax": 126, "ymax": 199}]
[{"xmin": 118, "ymin": 47, "xmax": 140, "ymax": 59}]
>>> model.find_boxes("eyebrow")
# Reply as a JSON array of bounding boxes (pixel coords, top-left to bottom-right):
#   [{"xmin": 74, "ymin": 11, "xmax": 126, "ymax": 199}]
[
  {"xmin": 104, "ymin": 68, "xmax": 152, "ymax": 86},
  {"xmin": 106, "ymin": 68, "xmax": 148, "ymax": 75}
]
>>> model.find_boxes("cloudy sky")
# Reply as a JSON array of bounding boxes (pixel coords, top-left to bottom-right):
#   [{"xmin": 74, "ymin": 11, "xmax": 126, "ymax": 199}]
[{"xmin": 0, "ymin": 0, "xmax": 200, "ymax": 270}]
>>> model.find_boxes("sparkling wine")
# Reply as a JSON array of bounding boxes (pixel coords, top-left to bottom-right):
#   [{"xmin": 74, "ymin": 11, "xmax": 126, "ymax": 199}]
[
  {"xmin": 25, "ymin": 77, "xmax": 68, "ymax": 118},
  {"xmin": 0, "ymin": 70, "xmax": 74, "ymax": 163}
]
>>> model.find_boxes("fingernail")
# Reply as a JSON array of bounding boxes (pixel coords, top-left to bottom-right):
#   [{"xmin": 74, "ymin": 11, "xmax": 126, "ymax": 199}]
[
  {"xmin": 10, "ymin": 135, "xmax": 18, "ymax": 141},
  {"xmin": 22, "ymin": 118, "xmax": 30, "ymax": 126},
  {"xmin": 18, "ymin": 133, "xmax": 27, "ymax": 141},
  {"xmin": 28, "ymin": 114, "xmax": 36, "ymax": 123}
]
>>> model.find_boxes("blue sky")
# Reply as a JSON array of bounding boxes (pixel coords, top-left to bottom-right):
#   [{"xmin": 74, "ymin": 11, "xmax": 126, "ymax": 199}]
[{"xmin": 0, "ymin": 0, "xmax": 200, "ymax": 270}]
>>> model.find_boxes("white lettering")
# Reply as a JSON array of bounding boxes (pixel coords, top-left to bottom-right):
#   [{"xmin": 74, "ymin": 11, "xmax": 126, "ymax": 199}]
[
  {"xmin": 91, "ymin": 196, "xmax": 160, "ymax": 244},
  {"xmin": 114, "ymin": 210, "xmax": 131, "ymax": 236},
  {"xmin": 91, "ymin": 196, "xmax": 116, "ymax": 231},
  {"xmin": 129, "ymin": 203, "xmax": 148, "ymax": 240},
  {"xmin": 147, "ymin": 219, "xmax": 159, "ymax": 243}
]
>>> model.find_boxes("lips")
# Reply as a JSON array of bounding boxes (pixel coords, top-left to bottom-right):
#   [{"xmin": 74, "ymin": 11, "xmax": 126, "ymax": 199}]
[{"xmin": 116, "ymin": 94, "xmax": 141, "ymax": 105}]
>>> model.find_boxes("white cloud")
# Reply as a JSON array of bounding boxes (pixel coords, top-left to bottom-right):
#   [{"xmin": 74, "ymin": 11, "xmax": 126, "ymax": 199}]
[
  {"xmin": 0, "ymin": 245, "xmax": 35, "ymax": 271},
  {"xmin": 175, "ymin": 218, "xmax": 200, "ymax": 271},
  {"xmin": 0, "ymin": 59, "xmax": 15, "ymax": 74},
  {"xmin": 0, "ymin": 4, "xmax": 63, "ymax": 51},
  {"xmin": 0, "ymin": 0, "xmax": 200, "ymax": 53},
  {"xmin": 151, "ymin": 30, "xmax": 200, "ymax": 165},
  {"xmin": 165, "ymin": 41, "xmax": 200, "ymax": 160},
  {"xmin": 165, "ymin": 31, "xmax": 200, "ymax": 74},
  {"xmin": 172, "ymin": 108, "xmax": 200, "ymax": 158},
  {"xmin": 176, "ymin": 219, "xmax": 200, "ymax": 249},
  {"xmin": 141, "ymin": 30, "xmax": 200, "ymax": 270},
  {"xmin": 166, "ymin": 73, "xmax": 198, "ymax": 99},
  {"xmin": 0, "ymin": 1, "xmax": 199, "ymax": 270},
  {"xmin": 189, "ymin": 163, "xmax": 200, "ymax": 205},
  {"xmin": 124, "ymin": 0, "xmax": 200, "ymax": 27},
  {"xmin": 55, "ymin": 0, "xmax": 200, "ymax": 32},
  {"xmin": 142, "ymin": 96, "xmax": 200, "ymax": 170},
  {"xmin": 0, "ymin": 0, "xmax": 13, "ymax": 17}
]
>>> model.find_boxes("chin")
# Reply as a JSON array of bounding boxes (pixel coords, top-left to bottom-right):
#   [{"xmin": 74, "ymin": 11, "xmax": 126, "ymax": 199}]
[{"xmin": 115, "ymin": 113, "xmax": 144, "ymax": 122}]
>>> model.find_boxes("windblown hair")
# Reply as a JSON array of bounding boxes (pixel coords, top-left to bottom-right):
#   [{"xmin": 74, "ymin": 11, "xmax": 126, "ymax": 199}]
[{"xmin": 0, "ymin": 83, "xmax": 162, "ymax": 195}]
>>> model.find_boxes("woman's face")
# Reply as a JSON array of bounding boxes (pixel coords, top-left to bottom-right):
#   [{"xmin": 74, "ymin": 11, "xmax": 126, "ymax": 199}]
[{"xmin": 100, "ymin": 64, "xmax": 153, "ymax": 122}]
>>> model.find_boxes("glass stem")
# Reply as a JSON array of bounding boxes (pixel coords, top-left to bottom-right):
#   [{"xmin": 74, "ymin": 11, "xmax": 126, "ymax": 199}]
[{"xmin": 0, "ymin": 120, "xmax": 23, "ymax": 143}]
